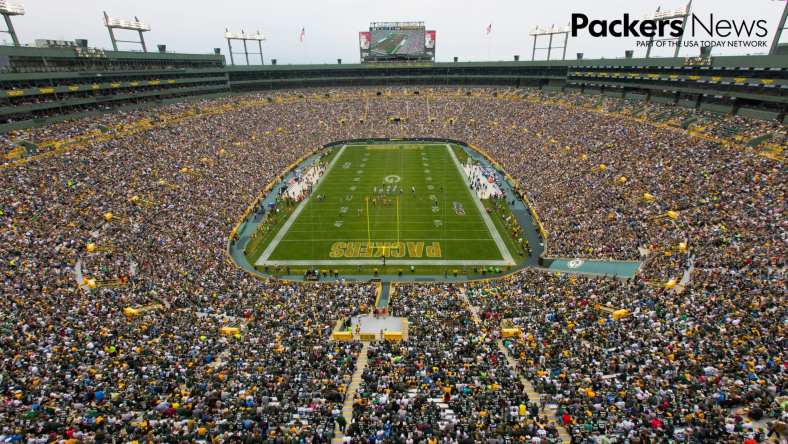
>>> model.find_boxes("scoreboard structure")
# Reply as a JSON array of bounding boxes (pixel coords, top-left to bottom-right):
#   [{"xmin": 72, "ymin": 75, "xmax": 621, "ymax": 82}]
[{"xmin": 360, "ymin": 22, "xmax": 435, "ymax": 63}]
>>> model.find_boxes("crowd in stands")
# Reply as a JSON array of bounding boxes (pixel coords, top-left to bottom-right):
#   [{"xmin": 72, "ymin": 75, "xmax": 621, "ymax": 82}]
[
  {"xmin": 347, "ymin": 283, "xmax": 563, "ymax": 443},
  {"xmin": 549, "ymin": 91, "xmax": 786, "ymax": 153},
  {"xmin": 0, "ymin": 87, "xmax": 784, "ymax": 442},
  {"xmin": 1, "ymin": 96, "xmax": 380, "ymax": 441},
  {"xmin": 465, "ymin": 269, "xmax": 785, "ymax": 443}
]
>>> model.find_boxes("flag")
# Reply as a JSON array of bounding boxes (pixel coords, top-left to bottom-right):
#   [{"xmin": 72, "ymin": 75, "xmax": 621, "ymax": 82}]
[
  {"xmin": 299, "ymin": 27, "xmax": 305, "ymax": 42},
  {"xmin": 485, "ymin": 24, "xmax": 492, "ymax": 35}
]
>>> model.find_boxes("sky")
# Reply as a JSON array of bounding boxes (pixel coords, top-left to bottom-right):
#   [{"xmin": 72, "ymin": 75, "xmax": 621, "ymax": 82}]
[{"xmin": 6, "ymin": 0, "xmax": 786, "ymax": 64}]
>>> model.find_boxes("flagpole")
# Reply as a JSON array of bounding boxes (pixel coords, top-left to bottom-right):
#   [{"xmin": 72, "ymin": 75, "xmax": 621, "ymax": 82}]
[
  {"xmin": 299, "ymin": 26, "xmax": 307, "ymax": 64},
  {"xmin": 485, "ymin": 24, "xmax": 492, "ymax": 61}
]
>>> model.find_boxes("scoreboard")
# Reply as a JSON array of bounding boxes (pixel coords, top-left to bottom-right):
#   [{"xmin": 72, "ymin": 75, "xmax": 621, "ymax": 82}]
[{"xmin": 360, "ymin": 22, "xmax": 435, "ymax": 63}]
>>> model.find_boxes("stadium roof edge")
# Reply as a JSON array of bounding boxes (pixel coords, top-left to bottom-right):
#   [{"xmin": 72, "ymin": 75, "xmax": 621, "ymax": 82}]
[
  {"xmin": 223, "ymin": 54, "xmax": 788, "ymax": 71},
  {"xmin": 0, "ymin": 43, "xmax": 784, "ymax": 68},
  {"xmin": 0, "ymin": 44, "xmax": 223, "ymax": 61}
]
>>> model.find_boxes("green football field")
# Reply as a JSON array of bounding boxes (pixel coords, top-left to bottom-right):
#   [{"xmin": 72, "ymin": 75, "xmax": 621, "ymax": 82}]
[
  {"xmin": 255, "ymin": 143, "xmax": 514, "ymax": 267},
  {"xmin": 370, "ymin": 33, "xmax": 406, "ymax": 55}
]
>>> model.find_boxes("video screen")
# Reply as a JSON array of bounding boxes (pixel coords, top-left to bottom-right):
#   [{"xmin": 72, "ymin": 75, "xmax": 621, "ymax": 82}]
[{"xmin": 369, "ymin": 29, "xmax": 425, "ymax": 57}]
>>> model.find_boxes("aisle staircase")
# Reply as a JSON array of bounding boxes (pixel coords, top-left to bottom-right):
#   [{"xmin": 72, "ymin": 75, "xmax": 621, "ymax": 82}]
[
  {"xmin": 375, "ymin": 282, "xmax": 391, "ymax": 310},
  {"xmin": 497, "ymin": 339, "xmax": 572, "ymax": 444},
  {"xmin": 333, "ymin": 341, "xmax": 369, "ymax": 443},
  {"xmin": 460, "ymin": 290, "xmax": 571, "ymax": 444}
]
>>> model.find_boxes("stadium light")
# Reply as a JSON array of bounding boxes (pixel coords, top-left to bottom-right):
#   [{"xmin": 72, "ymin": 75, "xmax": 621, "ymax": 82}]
[
  {"xmin": 224, "ymin": 31, "xmax": 265, "ymax": 41},
  {"xmin": 103, "ymin": 11, "xmax": 151, "ymax": 52},
  {"xmin": 225, "ymin": 29, "xmax": 265, "ymax": 66},
  {"xmin": 0, "ymin": 0, "xmax": 24, "ymax": 46},
  {"xmin": 0, "ymin": 0, "xmax": 24, "ymax": 15},
  {"xmin": 528, "ymin": 25, "xmax": 570, "ymax": 36},
  {"xmin": 529, "ymin": 24, "xmax": 570, "ymax": 61},
  {"xmin": 641, "ymin": 2, "xmax": 692, "ymax": 58},
  {"xmin": 104, "ymin": 15, "xmax": 150, "ymax": 31},
  {"xmin": 647, "ymin": 4, "xmax": 689, "ymax": 21},
  {"xmin": 770, "ymin": 1, "xmax": 788, "ymax": 55}
]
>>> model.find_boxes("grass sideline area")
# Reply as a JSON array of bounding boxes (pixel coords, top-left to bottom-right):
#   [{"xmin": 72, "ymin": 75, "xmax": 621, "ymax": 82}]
[{"xmin": 251, "ymin": 142, "xmax": 517, "ymax": 273}]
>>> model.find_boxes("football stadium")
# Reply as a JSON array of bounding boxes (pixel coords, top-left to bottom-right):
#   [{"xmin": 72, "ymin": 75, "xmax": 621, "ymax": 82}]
[{"xmin": 0, "ymin": 0, "xmax": 786, "ymax": 442}]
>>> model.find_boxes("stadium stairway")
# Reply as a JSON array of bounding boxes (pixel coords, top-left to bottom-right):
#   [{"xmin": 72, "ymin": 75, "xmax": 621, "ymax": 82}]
[
  {"xmin": 376, "ymin": 282, "xmax": 391, "ymax": 310},
  {"xmin": 333, "ymin": 341, "xmax": 369, "ymax": 443},
  {"xmin": 460, "ymin": 290, "xmax": 571, "ymax": 444},
  {"xmin": 496, "ymin": 340, "xmax": 571, "ymax": 444}
]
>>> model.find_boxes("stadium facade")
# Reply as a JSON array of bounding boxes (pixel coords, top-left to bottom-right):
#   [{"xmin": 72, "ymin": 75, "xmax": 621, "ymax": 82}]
[{"xmin": 1, "ymin": 43, "xmax": 786, "ymax": 133}]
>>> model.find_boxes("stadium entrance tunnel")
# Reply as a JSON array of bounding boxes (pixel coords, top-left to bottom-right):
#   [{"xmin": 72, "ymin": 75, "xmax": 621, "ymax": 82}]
[{"xmin": 227, "ymin": 138, "xmax": 547, "ymax": 283}]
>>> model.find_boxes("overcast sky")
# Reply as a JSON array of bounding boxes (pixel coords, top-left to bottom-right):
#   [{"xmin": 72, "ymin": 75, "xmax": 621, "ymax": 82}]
[{"xmin": 7, "ymin": 0, "xmax": 786, "ymax": 64}]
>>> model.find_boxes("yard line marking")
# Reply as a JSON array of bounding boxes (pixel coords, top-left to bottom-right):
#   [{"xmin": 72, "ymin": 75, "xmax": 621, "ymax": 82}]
[
  {"xmin": 445, "ymin": 144, "xmax": 515, "ymax": 265},
  {"xmin": 366, "ymin": 196, "xmax": 371, "ymax": 246},
  {"xmin": 257, "ymin": 145, "xmax": 347, "ymax": 264}
]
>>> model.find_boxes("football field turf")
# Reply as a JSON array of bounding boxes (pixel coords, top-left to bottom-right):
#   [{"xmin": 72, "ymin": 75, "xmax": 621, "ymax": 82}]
[{"xmin": 255, "ymin": 143, "xmax": 514, "ymax": 266}]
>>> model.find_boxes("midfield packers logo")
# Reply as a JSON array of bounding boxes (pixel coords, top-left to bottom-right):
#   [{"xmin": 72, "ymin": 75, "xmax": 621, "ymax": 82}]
[{"xmin": 329, "ymin": 241, "xmax": 442, "ymax": 258}]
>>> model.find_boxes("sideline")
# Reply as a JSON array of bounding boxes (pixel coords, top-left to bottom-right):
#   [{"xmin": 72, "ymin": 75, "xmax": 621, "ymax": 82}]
[
  {"xmin": 445, "ymin": 144, "xmax": 515, "ymax": 265},
  {"xmin": 257, "ymin": 145, "xmax": 348, "ymax": 264}
]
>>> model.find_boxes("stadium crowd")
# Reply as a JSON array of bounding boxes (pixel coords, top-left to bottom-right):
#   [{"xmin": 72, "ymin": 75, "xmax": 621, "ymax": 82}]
[
  {"xmin": 464, "ymin": 269, "xmax": 785, "ymax": 443},
  {"xmin": 1, "ymin": 87, "xmax": 784, "ymax": 442},
  {"xmin": 346, "ymin": 283, "xmax": 565, "ymax": 443},
  {"xmin": 1, "ymin": 97, "xmax": 380, "ymax": 442}
]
